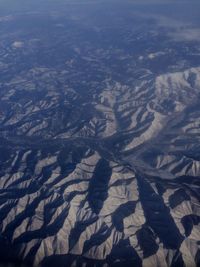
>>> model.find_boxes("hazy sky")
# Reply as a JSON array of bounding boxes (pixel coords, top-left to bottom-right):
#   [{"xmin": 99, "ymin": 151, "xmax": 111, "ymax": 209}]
[{"xmin": 0, "ymin": 0, "xmax": 199, "ymax": 41}]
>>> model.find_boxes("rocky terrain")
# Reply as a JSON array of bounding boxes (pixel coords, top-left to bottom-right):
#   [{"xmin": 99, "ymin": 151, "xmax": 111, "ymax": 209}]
[{"xmin": 0, "ymin": 1, "xmax": 200, "ymax": 267}]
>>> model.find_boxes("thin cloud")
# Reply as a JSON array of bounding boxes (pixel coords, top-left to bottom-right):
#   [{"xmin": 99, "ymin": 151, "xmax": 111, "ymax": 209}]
[
  {"xmin": 170, "ymin": 28, "xmax": 200, "ymax": 42},
  {"xmin": 12, "ymin": 41, "xmax": 24, "ymax": 48}
]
